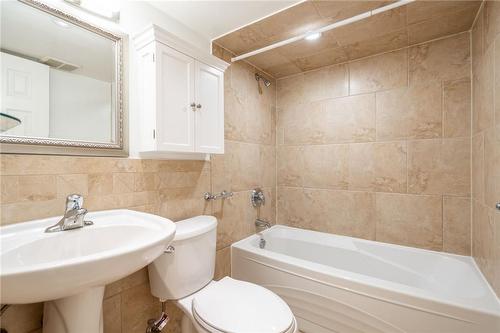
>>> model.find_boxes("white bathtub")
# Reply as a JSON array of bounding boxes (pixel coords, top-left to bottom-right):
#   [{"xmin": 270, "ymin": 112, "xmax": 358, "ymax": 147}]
[{"xmin": 231, "ymin": 225, "xmax": 500, "ymax": 333}]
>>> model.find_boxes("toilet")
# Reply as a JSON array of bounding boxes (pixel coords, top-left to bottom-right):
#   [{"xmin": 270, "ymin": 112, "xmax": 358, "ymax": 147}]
[{"xmin": 148, "ymin": 215, "xmax": 297, "ymax": 333}]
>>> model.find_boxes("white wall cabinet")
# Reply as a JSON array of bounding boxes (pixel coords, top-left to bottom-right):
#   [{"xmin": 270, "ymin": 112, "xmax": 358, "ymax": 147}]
[{"xmin": 134, "ymin": 25, "xmax": 228, "ymax": 157}]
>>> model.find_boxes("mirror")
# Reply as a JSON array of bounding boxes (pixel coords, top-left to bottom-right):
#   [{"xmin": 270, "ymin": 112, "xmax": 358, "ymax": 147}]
[{"xmin": 0, "ymin": 0, "xmax": 124, "ymax": 155}]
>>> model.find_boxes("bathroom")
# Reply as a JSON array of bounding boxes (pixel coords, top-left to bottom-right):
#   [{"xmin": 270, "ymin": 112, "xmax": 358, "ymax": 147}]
[{"xmin": 0, "ymin": 0, "xmax": 499, "ymax": 332}]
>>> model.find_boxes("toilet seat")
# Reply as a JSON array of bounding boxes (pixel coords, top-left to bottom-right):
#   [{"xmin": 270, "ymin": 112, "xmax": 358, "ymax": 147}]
[{"xmin": 191, "ymin": 277, "xmax": 295, "ymax": 333}]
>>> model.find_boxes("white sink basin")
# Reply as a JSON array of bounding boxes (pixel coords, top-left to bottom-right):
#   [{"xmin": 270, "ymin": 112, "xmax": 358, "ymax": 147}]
[{"xmin": 0, "ymin": 209, "xmax": 176, "ymax": 333}]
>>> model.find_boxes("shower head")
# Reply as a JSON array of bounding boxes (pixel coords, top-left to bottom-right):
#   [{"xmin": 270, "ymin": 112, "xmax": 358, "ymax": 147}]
[{"xmin": 255, "ymin": 73, "xmax": 271, "ymax": 87}]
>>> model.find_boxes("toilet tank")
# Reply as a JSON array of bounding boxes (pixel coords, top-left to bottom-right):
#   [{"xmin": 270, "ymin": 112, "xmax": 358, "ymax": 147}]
[{"xmin": 148, "ymin": 215, "xmax": 217, "ymax": 300}]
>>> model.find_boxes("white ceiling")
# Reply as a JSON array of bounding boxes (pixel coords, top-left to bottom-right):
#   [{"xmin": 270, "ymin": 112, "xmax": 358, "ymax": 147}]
[{"xmin": 147, "ymin": 0, "xmax": 301, "ymax": 41}]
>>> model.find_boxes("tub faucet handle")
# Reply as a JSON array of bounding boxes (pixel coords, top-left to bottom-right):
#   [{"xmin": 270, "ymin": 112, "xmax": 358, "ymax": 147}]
[{"xmin": 251, "ymin": 188, "xmax": 265, "ymax": 207}]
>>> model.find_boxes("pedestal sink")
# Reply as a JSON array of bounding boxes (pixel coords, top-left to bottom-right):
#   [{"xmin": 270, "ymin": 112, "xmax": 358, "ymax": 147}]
[{"xmin": 0, "ymin": 209, "xmax": 176, "ymax": 333}]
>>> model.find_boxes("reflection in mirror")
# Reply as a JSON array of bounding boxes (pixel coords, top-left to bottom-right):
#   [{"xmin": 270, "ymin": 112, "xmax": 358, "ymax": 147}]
[{"xmin": 0, "ymin": 0, "xmax": 121, "ymax": 148}]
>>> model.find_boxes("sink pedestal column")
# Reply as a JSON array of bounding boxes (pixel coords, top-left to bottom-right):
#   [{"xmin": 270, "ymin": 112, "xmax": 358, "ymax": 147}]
[{"xmin": 43, "ymin": 286, "xmax": 105, "ymax": 333}]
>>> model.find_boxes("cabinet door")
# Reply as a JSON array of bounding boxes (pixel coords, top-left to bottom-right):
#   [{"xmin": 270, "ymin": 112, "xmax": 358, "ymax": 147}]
[
  {"xmin": 194, "ymin": 61, "xmax": 224, "ymax": 154},
  {"xmin": 156, "ymin": 44, "xmax": 195, "ymax": 152}
]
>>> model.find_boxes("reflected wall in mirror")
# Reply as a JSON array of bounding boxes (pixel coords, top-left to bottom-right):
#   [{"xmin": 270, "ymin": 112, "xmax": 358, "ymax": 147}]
[{"xmin": 0, "ymin": 0, "xmax": 124, "ymax": 154}]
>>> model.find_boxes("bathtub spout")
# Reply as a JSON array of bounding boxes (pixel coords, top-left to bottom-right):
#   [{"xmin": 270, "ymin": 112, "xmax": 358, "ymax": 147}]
[
  {"xmin": 255, "ymin": 219, "xmax": 270, "ymax": 249},
  {"xmin": 255, "ymin": 218, "xmax": 271, "ymax": 230}
]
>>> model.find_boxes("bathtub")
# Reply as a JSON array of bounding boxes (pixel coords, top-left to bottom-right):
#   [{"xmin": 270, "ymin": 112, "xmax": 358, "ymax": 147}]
[{"xmin": 231, "ymin": 225, "xmax": 500, "ymax": 333}]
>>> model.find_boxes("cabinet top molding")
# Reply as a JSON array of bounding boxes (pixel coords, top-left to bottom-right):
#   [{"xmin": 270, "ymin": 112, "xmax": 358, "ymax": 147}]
[{"xmin": 133, "ymin": 24, "xmax": 229, "ymax": 72}]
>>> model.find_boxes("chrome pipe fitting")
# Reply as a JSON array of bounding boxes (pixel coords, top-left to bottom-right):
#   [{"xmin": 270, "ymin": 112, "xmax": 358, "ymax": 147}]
[{"xmin": 204, "ymin": 190, "xmax": 233, "ymax": 201}]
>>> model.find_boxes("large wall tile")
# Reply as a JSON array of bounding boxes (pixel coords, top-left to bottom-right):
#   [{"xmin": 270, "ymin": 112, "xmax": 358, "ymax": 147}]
[
  {"xmin": 277, "ymin": 145, "xmax": 303, "ymax": 187},
  {"xmin": 472, "ymin": 7, "xmax": 484, "ymax": 73},
  {"xmin": 0, "ymin": 175, "xmax": 18, "ymax": 204},
  {"xmin": 409, "ymin": 32, "xmax": 470, "ymax": 84},
  {"xmin": 484, "ymin": 127, "xmax": 499, "ymax": 208},
  {"xmin": 376, "ymin": 193, "xmax": 443, "ymax": 250},
  {"xmin": 134, "ymin": 172, "xmax": 159, "ymax": 192},
  {"xmin": 324, "ymin": 94, "xmax": 376, "ymax": 143},
  {"xmin": 483, "ymin": 0, "xmax": 500, "ymax": 51},
  {"xmin": 277, "ymin": 74, "xmax": 305, "ymax": 110},
  {"xmin": 472, "ymin": 134, "xmax": 485, "ymax": 202},
  {"xmin": 494, "ymin": 212, "xmax": 500, "ymax": 294},
  {"xmin": 443, "ymin": 196, "xmax": 471, "ymax": 255},
  {"xmin": 1, "ymin": 199, "xmax": 62, "ymax": 225},
  {"xmin": 443, "ymin": 78, "xmax": 471, "ymax": 138},
  {"xmin": 278, "ymin": 187, "xmax": 376, "ymax": 240},
  {"xmin": 56, "ymin": 174, "xmax": 89, "ymax": 197},
  {"xmin": 496, "ymin": 38, "xmax": 500, "ymax": 126},
  {"xmin": 331, "ymin": 7, "xmax": 407, "ymax": 47},
  {"xmin": 103, "ymin": 294, "xmax": 121, "ymax": 333},
  {"xmin": 472, "ymin": 44, "xmax": 495, "ymax": 134},
  {"xmin": 348, "ymin": 141, "xmax": 407, "ymax": 193},
  {"xmin": 105, "ymin": 268, "xmax": 149, "ymax": 299},
  {"xmin": 408, "ymin": 6, "xmax": 476, "ymax": 45},
  {"xmin": 120, "ymin": 283, "xmax": 160, "ymax": 333},
  {"xmin": 349, "ymin": 49, "xmax": 408, "ymax": 95},
  {"xmin": 407, "ymin": 138, "xmax": 470, "ymax": 196},
  {"xmin": 211, "ymin": 141, "xmax": 272, "ymax": 192},
  {"xmin": 472, "ymin": 200, "xmax": 496, "ymax": 284},
  {"xmin": 344, "ymin": 28, "xmax": 408, "ymax": 61},
  {"xmin": 376, "ymin": 81, "xmax": 442, "ymax": 140},
  {"xmin": 214, "ymin": 247, "xmax": 231, "ymax": 280},
  {"xmin": 301, "ymin": 64, "xmax": 349, "ymax": 102},
  {"xmin": 279, "ymin": 101, "xmax": 329, "ymax": 144},
  {"xmin": 88, "ymin": 173, "xmax": 114, "ymax": 196},
  {"xmin": 18, "ymin": 175, "xmax": 57, "ymax": 202},
  {"xmin": 303, "ymin": 144, "xmax": 349, "ymax": 190},
  {"xmin": 279, "ymin": 94, "xmax": 376, "ymax": 145}
]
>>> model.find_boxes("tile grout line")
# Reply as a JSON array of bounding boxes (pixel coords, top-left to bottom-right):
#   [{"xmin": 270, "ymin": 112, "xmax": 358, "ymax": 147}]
[{"xmin": 469, "ymin": 27, "xmax": 474, "ymax": 256}]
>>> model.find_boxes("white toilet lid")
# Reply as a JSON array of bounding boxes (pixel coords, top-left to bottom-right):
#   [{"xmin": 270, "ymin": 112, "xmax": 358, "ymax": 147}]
[{"xmin": 192, "ymin": 277, "xmax": 294, "ymax": 333}]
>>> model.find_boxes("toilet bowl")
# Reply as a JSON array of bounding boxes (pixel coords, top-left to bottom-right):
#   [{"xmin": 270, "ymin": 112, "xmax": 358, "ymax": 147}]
[
  {"xmin": 177, "ymin": 277, "xmax": 297, "ymax": 333},
  {"xmin": 148, "ymin": 216, "xmax": 297, "ymax": 333}
]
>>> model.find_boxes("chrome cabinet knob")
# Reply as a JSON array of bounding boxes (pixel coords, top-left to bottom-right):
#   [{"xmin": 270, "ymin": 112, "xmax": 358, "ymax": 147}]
[{"xmin": 496, "ymin": 203, "xmax": 500, "ymax": 211}]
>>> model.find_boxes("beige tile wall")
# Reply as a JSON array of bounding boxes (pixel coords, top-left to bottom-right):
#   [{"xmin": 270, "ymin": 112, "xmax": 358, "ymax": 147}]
[
  {"xmin": 277, "ymin": 32, "xmax": 472, "ymax": 255},
  {"xmin": 0, "ymin": 47, "xmax": 276, "ymax": 333},
  {"xmin": 471, "ymin": 1, "xmax": 500, "ymax": 297}
]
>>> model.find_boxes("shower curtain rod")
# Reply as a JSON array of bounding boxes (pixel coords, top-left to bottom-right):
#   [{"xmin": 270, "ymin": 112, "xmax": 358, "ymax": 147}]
[{"xmin": 231, "ymin": 0, "xmax": 415, "ymax": 63}]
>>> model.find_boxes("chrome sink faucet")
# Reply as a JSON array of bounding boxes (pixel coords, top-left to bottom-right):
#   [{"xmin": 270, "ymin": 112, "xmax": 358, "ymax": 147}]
[{"xmin": 45, "ymin": 194, "xmax": 93, "ymax": 233}]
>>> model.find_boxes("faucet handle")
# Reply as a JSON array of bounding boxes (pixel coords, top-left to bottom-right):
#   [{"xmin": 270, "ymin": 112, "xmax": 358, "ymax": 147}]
[
  {"xmin": 251, "ymin": 188, "xmax": 265, "ymax": 207},
  {"xmin": 65, "ymin": 194, "xmax": 83, "ymax": 212}
]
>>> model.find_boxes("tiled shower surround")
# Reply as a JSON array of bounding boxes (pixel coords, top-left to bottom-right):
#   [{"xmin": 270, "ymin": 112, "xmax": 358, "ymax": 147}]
[
  {"xmin": 277, "ymin": 32, "xmax": 472, "ymax": 255},
  {"xmin": 1, "ymin": 4, "xmax": 499, "ymax": 332}
]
